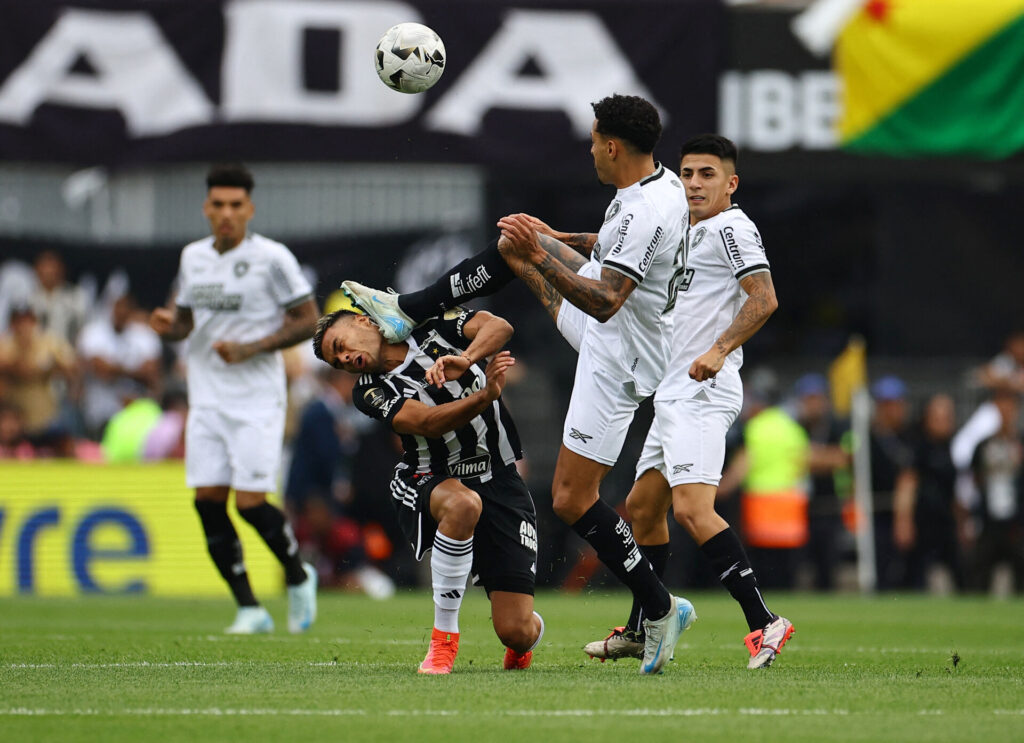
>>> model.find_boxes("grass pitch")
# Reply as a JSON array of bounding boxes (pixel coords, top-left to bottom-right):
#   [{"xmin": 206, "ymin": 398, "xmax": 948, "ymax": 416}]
[{"xmin": 1, "ymin": 590, "xmax": 1022, "ymax": 743}]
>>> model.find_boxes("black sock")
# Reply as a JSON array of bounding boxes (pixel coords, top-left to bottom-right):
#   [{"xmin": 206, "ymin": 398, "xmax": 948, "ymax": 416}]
[
  {"xmin": 571, "ymin": 501, "xmax": 671, "ymax": 621},
  {"xmin": 397, "ymin": 240, "xmax": 515, "ymax": 323},
  {"xmin": 194, "ymin": 500, "xmax": 258, "ymax": 607},
  {"xmin": 237, "ymin": 502, "xmax": 307, "ymax": 586},
  {"xmin": 701, "ymin": 528, "xmax": 775, "ymax": 631},
  {"xmin": 627, "ymin": 542, "xmax": 670, "ymax": 635}
]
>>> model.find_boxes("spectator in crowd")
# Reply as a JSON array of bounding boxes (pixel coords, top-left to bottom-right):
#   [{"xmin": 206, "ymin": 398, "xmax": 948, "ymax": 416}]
[
  {"xmin": 285, "ymin": 366, "xmax": 394, "ymax": 598},
  {"xmin": 719, "ymin": 369, "xmax": 810, "ymax": 590},
  {"xmin": 793, "ymin": 373, "xmax": 851, "ymax": 590},
  {"xmin": 975, "ymin": 330, "xmax": 1024, "ymax": 394},
  {"xmin": 968, "ymin": 389, "xmax": 1024, "ymax": 593},
  {"xmin": 0, "ymin": 305, "xmax": 77, "ymax": 455},
  {"xmin": 0, "ymin": 259, "xmax": 34, "ymax": 334},
  {"xmin": 78, "ymin": 292, "xmax": 162, "ymax": 438},
  {"xmin": 893, "ymin": 393, "xmax": 965, "ymax": 592},
  {"xmin": 29, "ymin": 250, "xmax": 90, "ymax": 346},
  {"xmin": 141, "ymin": 387, "xmax": 188, "ymax": 461},
  {"xmin": 0, "ymin": 401, "xmax": 36, "ymax": 459},
  {"xmin": 868, "ymin": 375, "xmax": 914, "ymax": 590}
]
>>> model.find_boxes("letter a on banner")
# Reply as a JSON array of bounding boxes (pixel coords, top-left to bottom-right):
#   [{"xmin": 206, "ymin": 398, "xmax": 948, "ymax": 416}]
[{"xmin": 0, "ymin": 9, "xmax": 212, "ymax": 136}]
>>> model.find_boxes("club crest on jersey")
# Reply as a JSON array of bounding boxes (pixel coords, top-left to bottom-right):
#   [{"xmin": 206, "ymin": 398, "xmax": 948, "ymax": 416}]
[
  {"xmin": 691, "ymin": 227, "xmax": 707, "ymax": 250},
  {"xmin": 233, "ymin": 261, "xmax": 249, "ymax": 277},
  {"xmin": 603, "ymin": 200, "xmax": 621, "ymax": 224}
]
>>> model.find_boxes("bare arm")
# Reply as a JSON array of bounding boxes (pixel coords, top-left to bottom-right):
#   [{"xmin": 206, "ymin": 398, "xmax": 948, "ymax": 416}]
[
  {"xmin": 212, "ymin": 298, "xmax": 319, "ymax": 364},
  {"xmin": 393, "ymin": 352, "xmax": 515, "ymax": 437},
  {"xmin": 499, "ymin": 214, "xmax": 634, "ymax": 322},
  {"xmin": 518, "ymin": 214, "xmax": 597, "ymax": 258},
  {"xmin": 893, "ymin": 468, "xmax": 918, "ymax": 550},
  {"xmin": 424, "ymin": 310, "xmax": 513, "ymax": 387},
  {"xmin": 149, "ymin": 305, "xmax": 194, "ymax": 342},
  {"xmin": 689, "ymin": 271, "xmax": 778, "ymax": 382}
]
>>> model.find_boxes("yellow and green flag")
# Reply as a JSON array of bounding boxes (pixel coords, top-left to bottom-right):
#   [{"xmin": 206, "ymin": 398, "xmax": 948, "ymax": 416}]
[{"xmin": 835, "ymin": 0, "xmax": 1024, "ymax": 158}]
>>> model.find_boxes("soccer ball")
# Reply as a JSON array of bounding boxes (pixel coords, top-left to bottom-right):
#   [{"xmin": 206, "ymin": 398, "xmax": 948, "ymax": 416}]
[{"xmin": 374, "ymin": 23, "xmax": 446, "ymax": 94}]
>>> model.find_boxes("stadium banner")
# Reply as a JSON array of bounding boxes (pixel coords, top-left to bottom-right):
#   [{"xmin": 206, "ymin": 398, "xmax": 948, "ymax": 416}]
[
  {"xmin": 0, "ymin": 0, "xmax": 723, "ymax": 170},
  {"xmin": 0, "ymin": 462, "xmax": 281, "ymax": 597}
]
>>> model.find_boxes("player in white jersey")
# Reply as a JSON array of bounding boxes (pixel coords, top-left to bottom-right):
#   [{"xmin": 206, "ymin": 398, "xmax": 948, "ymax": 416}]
[
  {"xmin": 343, "ymin": 96, "xmax": 694, "ymax": 674},
  {"xmin": 582, "ymin": 135, "xmax": 795, "ymax": 670},
  {"xmin": 149, "ymin": 164, "xmax": 320, "ymax": 635}
]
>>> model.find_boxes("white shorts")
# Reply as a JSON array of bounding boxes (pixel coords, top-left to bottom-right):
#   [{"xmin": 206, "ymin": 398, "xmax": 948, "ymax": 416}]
[
  {"xmin": 563, "ymin": 364, "xmax": 645, "ymax": 466},
  {"xmin": 554, "ymin": 261, "xmax": 600, "ymax": 353},
  {"xmin": 185, "ymin": 405, "xmax": 285, "ymax": 492},
  {"xmin": 636, "ymin": 379, "xmax": 742, "ymax": 487}
]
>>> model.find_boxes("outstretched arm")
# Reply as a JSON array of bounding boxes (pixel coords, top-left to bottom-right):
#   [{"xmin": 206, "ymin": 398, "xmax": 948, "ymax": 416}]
[
  {"xmin": 519, "ymin": 214, "xmax": 597, "ymax": 258},
  {"xmin": 425, "ymin": 310, "xmax": 514, "ymax": 387},
  {"xmin": 499, "ymin": 214, "xmax": 634, "ymax": 322},
  {"xmin": 689, "ymin": 271, "xmax": 777, "ymax": 382}
]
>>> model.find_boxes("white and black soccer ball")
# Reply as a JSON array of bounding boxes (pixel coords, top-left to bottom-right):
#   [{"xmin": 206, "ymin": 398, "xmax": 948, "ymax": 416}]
[{"xmin": 374, "ymin": 23, "xmax": 446, "ymax": 94}]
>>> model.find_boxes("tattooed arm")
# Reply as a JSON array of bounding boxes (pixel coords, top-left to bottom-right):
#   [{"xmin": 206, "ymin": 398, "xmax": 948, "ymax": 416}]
[
  {"xmin": 518, "ymin": 214, "xmax": 597, "ymax": 258},
  {"xmin": 689, "ymin": 271, "xmax": 778, "ymax": 382},
  {"xmin": 499, "ymin": 213, "xmax": 634, "ymax": 322}
]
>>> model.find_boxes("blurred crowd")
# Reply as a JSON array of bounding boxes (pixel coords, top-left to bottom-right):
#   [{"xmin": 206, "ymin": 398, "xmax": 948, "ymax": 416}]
[{"xmin": 1, "ymin": 250, "xmax": 1022, "ymax": 596}]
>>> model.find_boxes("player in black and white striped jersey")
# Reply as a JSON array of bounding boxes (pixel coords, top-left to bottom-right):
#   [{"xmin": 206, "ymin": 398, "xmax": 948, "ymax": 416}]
[{"xmin": 312, "ymin": 304, "xmax": 543, "ymax": 674}]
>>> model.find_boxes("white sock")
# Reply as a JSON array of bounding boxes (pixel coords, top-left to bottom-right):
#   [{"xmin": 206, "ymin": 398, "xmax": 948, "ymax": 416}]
[{"xmin": 430, "ymin": 532, "xmax": 473, "ymax": 634}]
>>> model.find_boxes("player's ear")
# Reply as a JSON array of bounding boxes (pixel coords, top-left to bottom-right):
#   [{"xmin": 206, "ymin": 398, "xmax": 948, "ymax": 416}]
[{"xmin": 727, "ymin": 173, "xmax": 739, "ymax": 195}]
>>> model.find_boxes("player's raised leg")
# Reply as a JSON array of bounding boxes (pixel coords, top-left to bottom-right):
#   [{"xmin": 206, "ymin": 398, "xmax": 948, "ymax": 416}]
[{"xmin": 419, "ymin": 479, "xmax": 480, "ymax": 675}]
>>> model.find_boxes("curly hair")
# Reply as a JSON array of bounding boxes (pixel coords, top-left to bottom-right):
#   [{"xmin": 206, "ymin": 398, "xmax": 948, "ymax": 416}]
[{"xmin": 591, "ymin": 94, "xmax": 662, "ymax": 154}]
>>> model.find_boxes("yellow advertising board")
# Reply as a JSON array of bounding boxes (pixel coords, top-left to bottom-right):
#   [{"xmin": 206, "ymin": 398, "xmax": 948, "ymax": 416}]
[{"xmin": 0, "ymin": 462, "xmax": 281, "ymax": 596}]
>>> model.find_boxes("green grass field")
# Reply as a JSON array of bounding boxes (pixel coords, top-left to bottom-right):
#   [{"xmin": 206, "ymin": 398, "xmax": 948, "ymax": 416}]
[{"xmin": 1, "ymin": 590, "xmax": 1022, "ymax": 743}]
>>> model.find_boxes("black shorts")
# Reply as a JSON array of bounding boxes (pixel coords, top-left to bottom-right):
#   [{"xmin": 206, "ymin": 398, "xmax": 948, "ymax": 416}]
[{"xmin": 389, "ymin": 464, "xmax": 537, "ymax": 596}]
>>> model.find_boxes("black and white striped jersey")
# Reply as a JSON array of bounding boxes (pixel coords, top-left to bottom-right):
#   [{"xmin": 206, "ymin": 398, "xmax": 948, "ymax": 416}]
[{"xmin": 352, "ymin": 306, "xmax": 522, "ymax": 483}]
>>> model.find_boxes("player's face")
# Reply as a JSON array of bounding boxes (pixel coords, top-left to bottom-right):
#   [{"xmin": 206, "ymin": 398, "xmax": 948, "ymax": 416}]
[
  {"xmin": 680, "ymin": 153, "xmax": 738, "ymax": 223},
  {"xmin": 590, "ymin": 121, "xmax": 614, "ymax": 184},
  {"xmin": 203, "ymin": 186, "xmax": 254, "ymax": 247},
  {"xmin": 321, "ymin": 315, "xmax": 383, "ymax": 374}
]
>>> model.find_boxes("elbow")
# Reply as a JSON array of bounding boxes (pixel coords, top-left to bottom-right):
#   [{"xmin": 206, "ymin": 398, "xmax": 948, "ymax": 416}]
[
  {"xmin": 497, "ymin": 317, "xmax": 514, "ymax": 342},
  {"xmin": 766, "ymin": 294, "xmax": 779, "ymax": 316}
]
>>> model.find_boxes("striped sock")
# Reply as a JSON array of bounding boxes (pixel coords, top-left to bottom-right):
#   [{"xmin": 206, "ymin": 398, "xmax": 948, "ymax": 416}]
[{"xmin": 430, "ymin": 532, "xmax": 473, "ymax": 633}]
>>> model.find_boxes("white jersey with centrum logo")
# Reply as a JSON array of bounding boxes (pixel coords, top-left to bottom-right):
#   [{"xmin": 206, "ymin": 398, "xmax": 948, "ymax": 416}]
[
  {"xmin": 655, "ymin": 204, "xmax": 769, "ymax": 402},
  {"xmin": 175, "ymin": 232, "xmax": 313, "ymax": 410},
  {"xmin": 582, "ymin": 162, "xmax": 688, "ymax": 397}
]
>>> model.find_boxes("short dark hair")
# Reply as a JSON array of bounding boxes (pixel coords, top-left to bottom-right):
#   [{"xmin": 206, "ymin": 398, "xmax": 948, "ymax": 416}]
[
  {"xmin": 591, "ymin": 94, "xmax": 662, "ymax": 154},
  {"xmin": 206, "ymin": 163, "xmax": 254, "ymax": 193},
  {"xmin": 679, "ymin": 134, "xmax": 739, "ymax": 169},
  {"xmin": 311, "ymin": 309, "xmax": 360, "ymax": 362}
]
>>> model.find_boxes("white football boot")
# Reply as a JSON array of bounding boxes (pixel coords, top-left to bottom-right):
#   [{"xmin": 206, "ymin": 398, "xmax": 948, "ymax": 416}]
[
  {"xmin": 287, "ymin": 562, "xmax": 318, "ymax": 634},
  {"xmin": 340, "ymin": 281, "xmax": 415, "ymax": 343},
  {"xmin": 225, "ymin": 606, "xmax": 274, "ymax": 635},
  {"xmin": 745, "ymin": 616, "xmax": 795, "ymax": 669},
  {"xmin": 640, "ymin": 596, "xmax": 696, "ymax": 675}
]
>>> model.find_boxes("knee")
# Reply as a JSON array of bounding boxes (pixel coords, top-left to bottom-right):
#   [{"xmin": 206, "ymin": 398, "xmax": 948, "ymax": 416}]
[
  {"xmin": 672, "ymin": 496, "xmax": 709, "ymax": 536},
  {"xmin": 443, "ymin": 490, "xmax": 482, "ymax": 532},
  {"xmin": 493, "ymin": 614, "xmax": 536, "ymax": 654},
  {"xmin": 551, "ymin": 478, "xmax": 594, "ymax": 523},
  {"xmin": 626, "ymin": 491, "xmax": 663, "ymax": 529}
]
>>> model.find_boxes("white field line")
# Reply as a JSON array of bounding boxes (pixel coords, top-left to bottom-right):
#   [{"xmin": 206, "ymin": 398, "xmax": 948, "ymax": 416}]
[{"xmin": 0, "ymin": 707, "xmax": 1021, "ymax": 718}]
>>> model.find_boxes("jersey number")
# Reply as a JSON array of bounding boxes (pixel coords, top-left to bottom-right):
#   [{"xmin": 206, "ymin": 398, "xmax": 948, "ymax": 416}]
[{"xmin": 663, "ymin": 228, "xmax": 690, "ymax": 314}]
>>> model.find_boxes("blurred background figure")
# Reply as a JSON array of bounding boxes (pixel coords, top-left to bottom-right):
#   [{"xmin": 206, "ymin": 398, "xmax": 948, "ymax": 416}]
[
  {"xmin": 0, "ymin": 401, "xmax": 35, "ymax": 459},
  {"xmin": 78, "ymin": 292, "xmax": 162, "ymax": 439},
  {"xmin": 867, "ymin": 375, "xmax": 914, "ymax": 590},
  {"xmin": 285, "ymin": 364, "xmax": 395, "ymax": 599},
  {"xmin": 893, "ymin": 393, "xmax": 964, "ymax": 593},
  {"xmin": 0, "ymin": 305, "xmax": 78, "ymax": 456},
  {"xmin": 29, "ymin": 250, "xmax": 90, "ymax": 347},
  {"xmin": 967, "ymin": 389, "xmax": 1024, "ymax": 594},
  {"xmin": 792, "ymin": 373, "xmax": 850, "ymax": 590},
  {"xmin": 720, "ymin": 368, "xmax": 809, "ymax": 590}
]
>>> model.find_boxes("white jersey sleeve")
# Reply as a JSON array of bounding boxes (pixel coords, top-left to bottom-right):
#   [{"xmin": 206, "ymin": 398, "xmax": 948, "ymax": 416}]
[
  {"xmin": 718, "ymin": 214, "xmax": 769, "ymax": 281},
  {"xmin": 266, "ymin": 242, "xmax": 313, "ymax": 307},
  {"xmin": 600, "ymin": 200, "xmax": 667, "ymax": 286}
]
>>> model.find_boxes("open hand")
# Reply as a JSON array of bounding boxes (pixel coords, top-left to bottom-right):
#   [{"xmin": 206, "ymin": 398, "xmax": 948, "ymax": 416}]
[{"xmin": 484, "ymin": 351, "xmax": 515, "ymax": 399}]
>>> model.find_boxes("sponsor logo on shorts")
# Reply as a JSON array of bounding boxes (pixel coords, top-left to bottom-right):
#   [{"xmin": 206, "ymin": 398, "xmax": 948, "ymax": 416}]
[
  {"xmin": 519, "ymin": 521, "xmax": 537, "ymax": 552},
  {"xmin": 448, "ymin": 454, "xmax": 490, "ymax": 478},
  {"xmin": 672, "ymin": 463, "xmax": 693, "ymax": 474},
  {"xmin": 569, "ymin": 428, "xmax": 593, "ymax": 443}
]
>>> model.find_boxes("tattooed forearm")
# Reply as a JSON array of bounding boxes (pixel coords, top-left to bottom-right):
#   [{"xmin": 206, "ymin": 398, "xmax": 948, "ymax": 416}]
[
  {"xmin": 560, "ymin": 233, "xmax": 598, "ymax": 256},
  {"xmin": 534, "ymin": 255, "xmax": 633, "ymax": 322},
  {"xmin": 715, "ymin": 271, "xmax": 777, "ymax": 354},
  {"xmin": 255, "ymin": 299, "xmax": 318, "ymax": 353},
  {"xmin": 514, "ymin": 260, "xmax": 563, "ymax": 322},
  {"xmin": 537, "ymin": 233, "xmax": 588, "ymax": 272}
]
